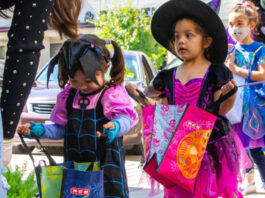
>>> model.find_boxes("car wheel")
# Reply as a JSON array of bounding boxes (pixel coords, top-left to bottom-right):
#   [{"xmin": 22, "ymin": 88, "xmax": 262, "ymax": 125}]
[{"xmin": 126, "ymin": 144, "xmax": 143, "ymax": 155}]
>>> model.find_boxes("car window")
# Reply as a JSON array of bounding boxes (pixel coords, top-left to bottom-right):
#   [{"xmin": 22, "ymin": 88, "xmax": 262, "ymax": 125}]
[
  {"xmin": 37, "ymin": 64, "xmax": 59, "ymax": 83},
  {"xmin": 105, "ymin": 55, "xmax": 139, "ymax": 81}
]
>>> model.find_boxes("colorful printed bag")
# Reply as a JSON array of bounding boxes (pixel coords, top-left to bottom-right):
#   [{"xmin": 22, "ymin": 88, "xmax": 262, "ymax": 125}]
[
  {"xmin": 19, "ymin": 134, "xmax": 103, "ymax": 198},
  {"xmin": 60, "ymin": 167, "xmax": 103, "ymax": 198},
  {"xmin": 143, "ymin": 104, "xmax": 216, "ymax": 193}
]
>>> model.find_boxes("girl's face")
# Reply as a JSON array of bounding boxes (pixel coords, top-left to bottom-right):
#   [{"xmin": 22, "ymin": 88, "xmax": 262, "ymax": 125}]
[
  {"xmin": 69, "ymin": 69, "xmax": 105, "ymax": 94},
  {"xmin": 173, "ymin": 19, "xmax": 212, "ymax": 62},
  {"xmin": 228, "ymin": 12, "xmax": 250, "ymax": 29},
  {"xmin": 228, "ymin": 12, "xmax": 255, "ymax": 43}
]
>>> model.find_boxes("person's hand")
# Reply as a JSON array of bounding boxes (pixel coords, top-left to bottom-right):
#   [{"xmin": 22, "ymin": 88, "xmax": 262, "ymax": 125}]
[
  {"xmin": 17, "ymin": 123, "xmax": 45, "ymax": 138},
  {"xmin": 228, "ymin": 61, "xmax": 240, "ymax": 74},
  {"xmin": 97, "ymin": 121, "xmax": 120, "ymax": 144},
  {"xmin": 226, "ymin": 48, "xmax": 239, "ymax": 74},
  {"xmin": 221, "ymin": 80, "xmax": 237, "ymax": 95},
  {"xmin": 125, "ymin": 83, "xmax": 139, "ymax": 97},
  {"xmin": 17, "ymin": 123, "xmax": 31, "ymax": 136}
]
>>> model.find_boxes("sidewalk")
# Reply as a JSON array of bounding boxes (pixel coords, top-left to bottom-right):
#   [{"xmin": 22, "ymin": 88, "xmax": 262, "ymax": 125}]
[{"xmin": 7, "ymin": 154, "xmax": 265, "ymax": 198}]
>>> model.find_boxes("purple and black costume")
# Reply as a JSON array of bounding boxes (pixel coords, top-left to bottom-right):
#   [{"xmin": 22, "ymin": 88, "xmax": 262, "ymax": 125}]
[
  {"xmin": 153, "ymin": 64, "xmax": 250, "ymax": 198},
  {"xmin": 39, "ymin": 84, "xmax": 138, "ymax": 198}
]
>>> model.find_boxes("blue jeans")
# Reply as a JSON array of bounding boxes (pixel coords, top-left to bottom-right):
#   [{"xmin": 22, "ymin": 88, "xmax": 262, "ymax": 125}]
[
  {"xmin": 249, "ymin": 147, "xmax": 265, "ymax": 187},
  {"xmin": 0, "ymin": 112, "xmax": 9, "ymax": 197}
]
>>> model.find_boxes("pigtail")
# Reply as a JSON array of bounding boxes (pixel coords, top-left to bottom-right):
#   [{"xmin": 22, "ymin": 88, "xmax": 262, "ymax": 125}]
[
  {"xmin": 57, "ymin": 50, "xmax": 70, "ymax": 89},
  {"xmin": 49, "ymin": 0, "xmax": 81, "ymax": 39},
  {"xmin": 47, "ymin": 51, "xmax": 61, "ymax": 88},
  {"xmin": 107, "ymin": 40, "xmax": 125, "ymax": 87}
]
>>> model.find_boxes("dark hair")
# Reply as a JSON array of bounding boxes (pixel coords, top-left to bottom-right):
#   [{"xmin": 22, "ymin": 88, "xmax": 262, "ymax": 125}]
[
  {"xmin": 230, "ymin": 3, "xmax": 259, "ymax": 24},
  {"xmin": 0, "ymin": 0, "xmax": 81, "ymax": 39},
  {"xmin": 58, "ymin": 34, "xmax": 125, "ymax": 88},
  {"xmin": 169, "ymin": 17, "xmax": 213, "ymax": 61}
]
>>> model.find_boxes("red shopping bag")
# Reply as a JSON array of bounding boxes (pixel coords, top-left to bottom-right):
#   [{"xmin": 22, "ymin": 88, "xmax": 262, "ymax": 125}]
[{"xmin": 143, "ymin": 104, "xmax": 216, "ymax": 193}]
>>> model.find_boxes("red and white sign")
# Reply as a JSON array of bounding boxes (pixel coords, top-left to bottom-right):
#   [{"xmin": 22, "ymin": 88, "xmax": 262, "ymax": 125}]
[{"xmin": 70, "ymin": 187, "xmax": 90, "ymax": 196}]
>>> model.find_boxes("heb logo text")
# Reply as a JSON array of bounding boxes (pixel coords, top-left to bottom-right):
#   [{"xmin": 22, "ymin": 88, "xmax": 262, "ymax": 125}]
[{"xmin": 70, "ymin": 187, "xmax": 90, "ymax": 196}]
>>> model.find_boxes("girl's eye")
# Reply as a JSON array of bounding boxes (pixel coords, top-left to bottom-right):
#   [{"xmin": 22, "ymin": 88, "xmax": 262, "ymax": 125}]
[
  {"xmin": 186, "ymin": 33, "xmax": 192, "ymax": 38},
  {"xmin": 175, "ymin": 35, "xmax": 180, "ymax": 39}
]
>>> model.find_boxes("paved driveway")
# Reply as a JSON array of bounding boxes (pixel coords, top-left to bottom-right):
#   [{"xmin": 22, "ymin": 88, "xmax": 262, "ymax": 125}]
[{"xmin": 7, "ymin": 153, "xmax": 265, "ymax": 197}]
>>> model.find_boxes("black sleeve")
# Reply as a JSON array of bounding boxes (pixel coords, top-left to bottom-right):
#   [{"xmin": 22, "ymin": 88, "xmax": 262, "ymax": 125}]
[
  {"xmin": 0, "ymin": 0, "xmax": 16, "ymax": 10},
  {"xmin": 214, "ymin": 64, "xmax": 233, "ymax": 85},
  {"xmin": 1, "ymin": 0, "xmax": 55, "ymax": 139},
  {"xmin": 212, "ymin": 63, "xmax": 233, "ymax": 92}
]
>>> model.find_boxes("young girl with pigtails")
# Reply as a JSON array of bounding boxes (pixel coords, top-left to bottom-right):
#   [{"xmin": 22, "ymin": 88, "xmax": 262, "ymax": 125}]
[{"xmin": 17, "ymin": 34, "xmax": 138, "ymax": 198}]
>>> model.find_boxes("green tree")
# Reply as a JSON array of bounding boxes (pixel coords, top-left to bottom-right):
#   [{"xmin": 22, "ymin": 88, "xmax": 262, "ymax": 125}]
[{"xmin": 90, "ymin": 2, "xmax": 166, "ymax": 69}]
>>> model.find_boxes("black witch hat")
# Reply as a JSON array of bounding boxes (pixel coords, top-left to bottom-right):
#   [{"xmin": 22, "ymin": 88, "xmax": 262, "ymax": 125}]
[{"xmin": 151, "ymin": 0, "xmax": 227, "ymax": 64}]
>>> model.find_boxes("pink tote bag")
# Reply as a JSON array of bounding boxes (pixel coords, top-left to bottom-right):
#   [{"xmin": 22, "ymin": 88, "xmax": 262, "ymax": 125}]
[{"xmin": 143, "ymin": 104, "xmax": 216, "ymax": 193}]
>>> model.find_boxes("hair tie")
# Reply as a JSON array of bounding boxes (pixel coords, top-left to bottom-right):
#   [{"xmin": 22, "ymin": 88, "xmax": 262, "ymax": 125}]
[
  {"xmin": 237, "ymin": 2, "xmax": 259, "ymax": 11},
  {"xmin": 105, "ymin": 39, "xmax": 112, "ymax": 45}
]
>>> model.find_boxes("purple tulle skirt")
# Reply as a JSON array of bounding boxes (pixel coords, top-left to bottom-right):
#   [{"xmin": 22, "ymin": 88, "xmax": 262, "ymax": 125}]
[
  {"xmin": 234, "ymin": 122, "xmax": 265, "ymax": 149},
  {"xmin": 143, "ymin": 129, "xmax": 252, "ymax": 198}
]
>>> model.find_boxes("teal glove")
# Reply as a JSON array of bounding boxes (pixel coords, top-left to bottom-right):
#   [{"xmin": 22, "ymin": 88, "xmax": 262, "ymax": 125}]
[
  {"xmin": 26, "ymin": 123, "xmax": 45, "ymax": 139},
  {"xmin": 103, "ymin": 121, "xmax": 120, "ymax": 144}
]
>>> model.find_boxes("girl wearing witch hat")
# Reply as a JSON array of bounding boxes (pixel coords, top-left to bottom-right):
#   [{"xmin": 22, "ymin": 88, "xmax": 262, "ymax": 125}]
[
  {"xmin": 17, "ymin": 34, "xmax": 138, "ymax": 198},
  {"xmin": 127, "ymin": 0, "xmax": 251, "ymax": 197}
]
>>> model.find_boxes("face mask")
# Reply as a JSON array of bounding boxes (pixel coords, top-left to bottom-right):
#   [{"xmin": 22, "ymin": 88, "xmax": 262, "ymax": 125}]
[{"xmin": 228, "ymin": 27, "xmax": 250, "ymax": 42}]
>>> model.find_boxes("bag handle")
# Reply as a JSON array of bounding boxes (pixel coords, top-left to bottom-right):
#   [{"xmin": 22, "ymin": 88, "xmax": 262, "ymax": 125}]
[
  {"xmin": 211, "ymin": 86, "xmax": 238, "ymax": 107},
  {"xmin": 19, "ymin": 133, "xmax": 57, "ymax": 166},
  {"xmin": 85, "ymin": 162, "xmax": 94, "ymax": 171},
  {"xmin": 31, "ymin": 133, "xmax": 57, "ymax": 165},
  {"xmin": 19, "ymin": 134, "xmax": 36, "ymax": 167}
]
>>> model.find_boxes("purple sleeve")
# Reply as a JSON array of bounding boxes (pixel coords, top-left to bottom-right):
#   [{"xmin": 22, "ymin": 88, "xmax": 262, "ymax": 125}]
[
  {"xmin": 102, "ymin": 85, "xmax": 139, "ymax": 128},
  {"xmin": 41, "ymin": 124, "xmax": 65, "ymax": 140},
  {"xmin": 113, "ymin": 115, "xmax": 132, "ymax": 137},
  {"xmin": 50, "ymin": 85, "xmax": 72, "ymax": 126}
]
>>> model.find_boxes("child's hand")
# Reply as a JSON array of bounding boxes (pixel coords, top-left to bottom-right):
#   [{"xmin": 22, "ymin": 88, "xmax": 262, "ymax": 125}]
[
  {"xmin": 125, "ymin": 83, "xmax": 139, "ymax": 97},
  {"xmin": 103, "ymin": 122, "xmax": 116, "ymax": 130},
  {"xmin": 228, "ymin": 62, "xmax": 240, "ymax": 74},
  {"xmin": 17, "ymin": 123, "xmax": 31, "ymax": 136},
  {"xmin": 17, "ymin": 123, "xmax": 45, "ymax": 138},
  {"xmin": 96, "ymin": 122, "xmax": 116, "ymax": 138},
  {"xmin": 221, "ymin": 80, "xmax": 237, "ymax": 95},
  {"xmin": 98, "ymin": 121, "xmax": 120, "ymax": 144},
  {"xmin": 226, "ymin": 46, "xmax": 238, "ymax": 74}
]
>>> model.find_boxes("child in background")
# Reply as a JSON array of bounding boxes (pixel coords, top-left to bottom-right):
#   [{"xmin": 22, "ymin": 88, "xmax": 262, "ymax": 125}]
[
  {"xmin": 127, "ymin": 0, "xmax": 251, "ymax": 197},
  {"xmin": 227, "ymin": 2, "xmax": 265, "ymax": 194},
  {"xmin": 17, "ymin": 34, "xmax": 138, "ymax": 198}
]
